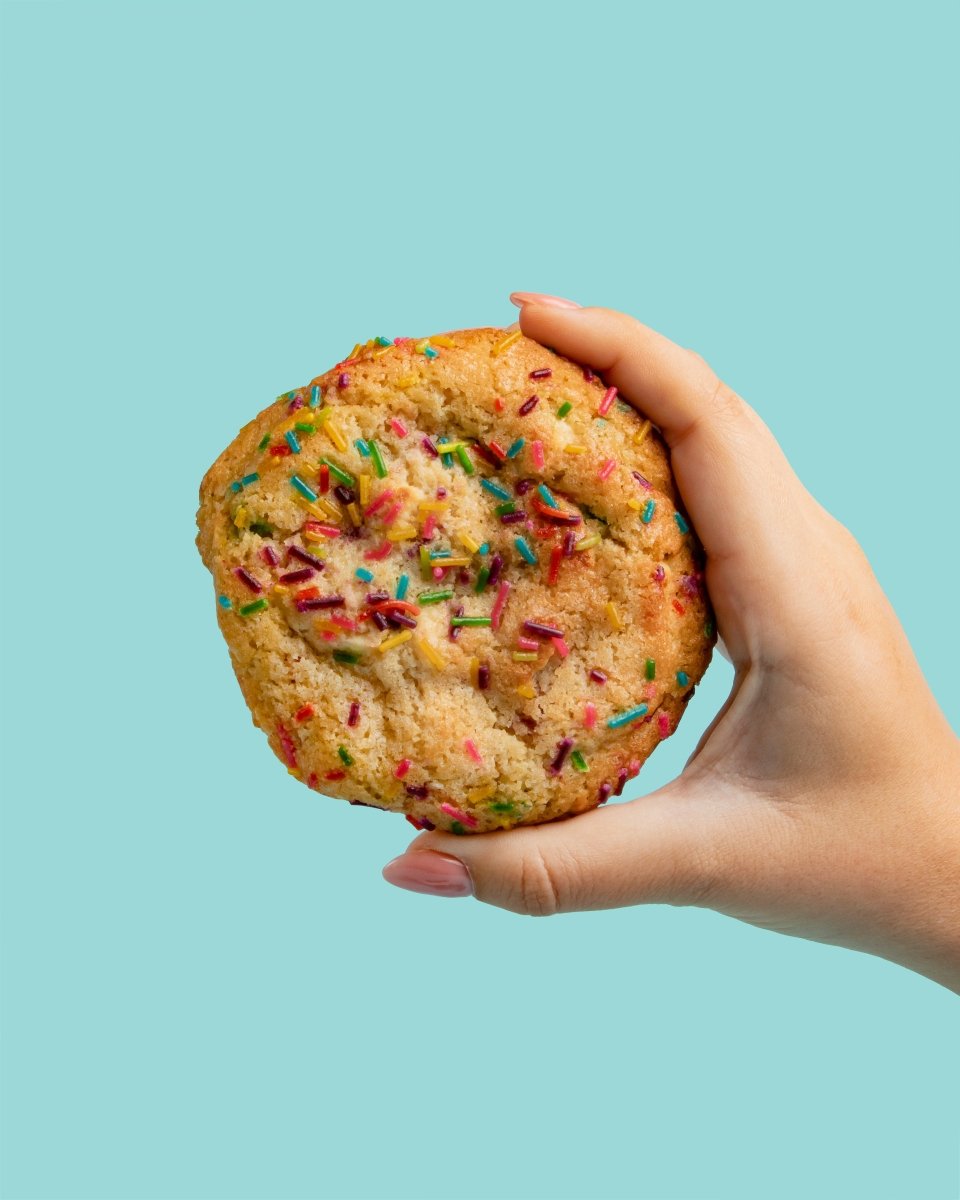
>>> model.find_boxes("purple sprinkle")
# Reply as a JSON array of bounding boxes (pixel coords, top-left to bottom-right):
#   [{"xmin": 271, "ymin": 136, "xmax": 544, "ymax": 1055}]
[
  {"xmin": 449, "ymin": 604, "xmax": 464, "ymax": 641},
  {"xmin": 279, "ymin": 568, "xmax": 315, "ymax": 584},
  {"xmin": 288, "ymin": 545, "xmax": 326, "ymax": 571},
  {"xmin": 589, "ymin": 669, "xmax": 607, "ymax": 684},
  {"xmin": 421, "ymin": 436, "xmax": 439, "ymax": 458},
  {"xmin": 371, "ymin": 610, "xmax": 389, "ymax": 630},
  {"xmin": 295, "ymin": 595, "xmax": 345, "ymax": 611},
  {"xmin": 234, "ymin": 567, "xmax": 262, "ymax": 594},
  {"xmin": 632, "ymin": 470, "xmax": 653, "ymax": 490},
  {"xmin": 477, "ymin": 663, "xmax": 490, "ymax": 690},
  {"xmin": 501, "ymin": 510, "xmax": 527, "ymax": 525},
  {"xmin": 338, "ymin": 372, "xmax": 350, "ymax": 388},
  {"xmin": 680, "ymin": 573, "xmax": 701, "ymax": 597},
  {"xmin": 529, "ymin": 368, "xmax": 552, "ymax": 380},
  {"xmin": 262, "ymin": 545, "xmax": 280, "ymax": 567},
  {"xmin": 597, "ymin": 781, "xmax": 612, "ymax": 804},
  {"xmin": 614, "ymin": 768, "xmax": 630, "ymax": 797},
  {"xmin": 524, "ymin": 620, "xmax": 564, "ymax": 640},
  {"xmin": 548, "ymin": 738, "xmax": 573, "ymax": 775},
  {"xmin": 487, "ymin": 553, "xmax": 503, "ymax": 586},
  {"xmin": 333, "ymin": 484, "xmax": 355, "ymax": 505},
  {"xmin": 386, "ymin": 612, "xmax": 418, "ymax": 630},
  {"xmin": 518, "ymin": 394, "xmax": 540, "ymax": 416},
  {"xmin": 472, "ymin": 443, "xmax": 500, "ymax": 468},
  {"xmin": 583, "ymin": 367, "xmax": 595, "ymax": 382},
  {"xmin": 515, "ymin": 478, "xmax": 535, "ymax": 496},
  {"xmin": 287, "ymin": 395, "xmax": 304, "ymax": 413},
  {"xmin": 456, "ymin": 568, "xmax": 471, "ymax": 586},
  {"xmin": 347, "ymin": 701, "xmax": 360, "ymax": 727},
  {"xmin": 653, "ymin": 565, "xmax": 665, "ymax": 583},
  {"xmin": 366, "ymin": 591, "xmax": 391, "ymax": 604},
  {"xmin": 404, "ymin": 783, "xmax": 429, "ymax": 799},
  {"xmin": 562, "ymin": 530, "xmax": 576, "ymax": 557}
]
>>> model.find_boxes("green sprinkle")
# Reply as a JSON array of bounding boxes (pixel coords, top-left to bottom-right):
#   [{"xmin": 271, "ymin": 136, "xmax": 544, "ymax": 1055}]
[
  {"xmin": 321, "ymin": 458, "xmax": 355, "ymax": 486},
  {"xmin": 607, "ymin": 704, "xmax": 648, "ymax": 729},
  {"xmin": 537, "ymin": 483, "xmax": 558, "ymax": 508},
  {"xmin": 355, "ymin": 438, "xmax": 371, "ymax": 457},
  {"xmin": 645, "ymin": 658, "xmax": 656, "ymax": 680},
  {"xmin": 450, "ymin": 615, "xmax": 491, "ymax": 627},
  {"xmin": 676, "ymin": 671, "xmax": 689, "ymax": 686},
  {"xmin": 704, "ymin": 620, "xmax": 715, "ymax": 638},
  {"xmin": 375, "ymin": 336, "xmax": 393, "ymax": 347},
  {"xmin": 481, "ymin": 478, "xmax": 511, "ymax": 501},
  {"xmin": 450, "ymin": 820, "xmax": 466, "ymax": 835},
  {"xmin": 239, "ymin": 598, "xmax": 269, "ymax": 616},
  {"xmin": 333, "ymin": 648, "xmax": 363, "ymax": 664},
  {"xmin": 248, "ymin": 521, "xmax": 273, "ymax": 537},
  {"xmin": 418, "ymin": 589, "xmax": 454, "ymax": 605},
  {"xmin": 489, "ymin": 801, "xmax": 514, "ymax": 813},
  {"xmin": 290, "ymin": 475, "xmax": 318, "ymax": 502},
  {"xmin": 570, "ymin": 750, "xmax": 588, "ymax": 772},
  {"xmin": 284, "ymin": 430, "xmax": 301, "ymax": 454},
  {"xmin": 337, "ymin": 745, "xmax": 354, "ymax": 766},
  {"xmin": 474, "ymin": 566, "xmax": 491, "ymax": 594},
  {"xmin": 396, "ymin": 573, "xmax": 409, "ymax": 600},
  {"xmin": 556, "ymin": 401, "xmax": 572, "ymax": 419},
  {"xmin": 309, "ymin": 385, "xmax": 322, "ymax": 408},
  {"xmin": 217, "ymin": 594, "xmax": 232, "ymax": 609},
  {"xmin": 294, "ymin": 422, "xmax": 315, "ymax": 433},
  {"xmin": 675, "ymin": 512, "xmax": 690, "ymax": 534},
  {"xmin": 641, "ymin": 499, "xmax": 656, "ymax": 524},
  {"xmin": 455, "ymin": 444, "xmax": 475, "ymax": 475},
  {"xmin": 494, "ymin": 502, "xmax": 516, "ymax": 516},
  {"xmin": 514, "ymin": 535, "xmax": 537, "ymax": 565},
  {"xmin": 355, "ymin": 567, "xmax": 374, "ymax": 582},
  {"xmin": 241, "ymin": 472, "xmax": 260, "ymax": 487},
  {"xmin": 369, "ymin": 440, "xmax": 388, "ymax": 479},
  {"xmin": 257, "ymin": 433, "xmax": 271, "ymax": 450},
  {"xmin": 506, "ymin": 438, "xmax": 525, "ymax": 458},
  {"xmin": 419, "ymin": 545, "xmax": 432, "ymax": 578}
]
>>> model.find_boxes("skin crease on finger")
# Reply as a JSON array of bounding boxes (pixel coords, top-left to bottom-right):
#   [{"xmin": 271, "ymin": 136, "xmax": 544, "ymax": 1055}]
[{"xmin": 389, "ymin": 302, "xmax": 960, "ymax": 994}]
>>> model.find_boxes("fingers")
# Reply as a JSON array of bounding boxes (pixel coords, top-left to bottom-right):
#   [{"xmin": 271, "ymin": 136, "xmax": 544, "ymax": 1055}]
[{"xmin": 382, "ymin": 781, "xmax": 735, "ymax": 916}]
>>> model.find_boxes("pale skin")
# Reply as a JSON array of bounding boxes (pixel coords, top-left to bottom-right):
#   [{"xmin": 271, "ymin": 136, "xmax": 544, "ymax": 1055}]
[{"xmin": 382, "ymin": 293, "xmax": 960, "ymax": 994}]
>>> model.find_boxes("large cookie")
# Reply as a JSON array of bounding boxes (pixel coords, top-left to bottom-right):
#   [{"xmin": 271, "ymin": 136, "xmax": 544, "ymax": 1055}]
[{"xmin": 197, "ymin": 327, "xmax": 714, "ymax": 833}]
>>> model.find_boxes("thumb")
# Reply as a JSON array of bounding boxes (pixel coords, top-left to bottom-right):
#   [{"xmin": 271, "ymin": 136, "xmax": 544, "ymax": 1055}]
[{"xmin": 381, "ymin": 780, "xmax": 734, "ymax": 915}]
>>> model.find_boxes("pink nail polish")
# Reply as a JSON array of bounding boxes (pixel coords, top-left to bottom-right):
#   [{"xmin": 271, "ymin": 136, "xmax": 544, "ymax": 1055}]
[
  {"xmin": 382, "ymin": 851, "xmax": 474, "ymax": 898},
  {"xmin": 509, "ymin": 292, "xmax": 581, "ymax": 310}
]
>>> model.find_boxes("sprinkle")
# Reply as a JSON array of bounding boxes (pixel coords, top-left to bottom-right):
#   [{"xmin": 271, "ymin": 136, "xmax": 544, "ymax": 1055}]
[
  {"xmin": 359, "ymin": 541, "xmax": 389, "ymax": 562},
  {"xmin": 294, "ymin": 423, "xmax": 315, "ymax": 435},
  {"xmin": 485, "ymin": 554, "xmax": 503, "ymax": 587},
  {"xmin": 386, "ymin": 525, "xmax": 417, "ymax": 541},
  {"xmin": 486, "ymin": 440, "xmax": 508, "ymax": 462},
  {"xmin": 377, "ymin": 629, "xmax": 413, "ymax": 653},
  {"xmin": 440, "ymin": 801, "xmax": 478, "ymax": 828},
  {"xmin": 516, "ymin": 683, "xmax": 536, "ymax": 699},
  {"xmin": 430, "ymin": 334, "xmax": 456, "ymax": 349},
  {"xmin": 288, "ymin": 545, "xmax": 326, "ymax": 570},
  {"xmin": 458, "ymin": 532, "xmax": 481, "ymax": 555},
  {"xmin": 450, "ymin": 615, "xmax": 491, "ymax": 627},
  {"xmin": 424, "ymin": 346, "xmax": 438, "ymax": 359},
  {"xmin": 395, "ymin": 758, "xmax": 412, "ymax": 778},
  {"xmin": 282, "ymin": 430, "xmax": 300, "ymax": 454},
  {"xmin": 389, "ymin": 418, "xmax": 408, "ymax": 438},
  {"xmin": 531, "ymin": 440, "xmax": 545, "ymax": 470},
  {"xmin": 523, "ymin": 620, "xmax": 564, "ymax": 639},
  {"xmin": 234, "ymin": 566, "xmax": 263, "ymax": 593},
  {"xmin": 309, "ymin": 385, "xmax": 323, "ymax": 408},
  {"xmin": 641, "ymin": 499, "xmax": 656, "ymax": 524},
  {"xmin": 495, "ymin": 502, "xmax": 516, "ymax": 517},
  {"xmin": 279, "ymin": 568, "xmax": 315, "ymax": 584},
  {"xmin": 542, "ymin": 544, "xmax": 561, "ymax": 587},
  {"xmin": 323, "ymin": 420, "xmax": 348, "ymax": 453},
  {"xmin": 257, "ymin": 434, "xmax": 271, "ymax": 451},
  {"xmin": 635, "ymin": 419, "xmax": 651, "ymax": 444},
  {"xmin": 418, "ymin": 589, "xmax": 453, "ymax": 605},
  {"xmin": 564, "ymin": 444, "xmax": 587, "ymax": 455},
  {"xmin": 477, "ymin": 662, "xmax": 490, "ymax": 689},
  {"xmin": 607, "ymin": 704, "xmax": 649, "ymax": 729},
  {"xmin": 478, "ymin": 542, "xmax": 490, "ymax": 554},
  {"xmin": 632, "ymin": 471, "xmax": 652, "ymax": 491},
  {"xmin": 500, "ymin": 510, "xmax": 526, "ymax": 525},
  {"xmin": 322, "ymin": 458, "xmax": 355, "ymax": 488},
  {"xmin": 570, "ymin": 750, "xmax": 588, "ymax": 772},
  {"xmin": 515, "ymin": 478, "xmax": 535, "ymax": 495},
  {"xmin": 598, "ymin": 458, "xmax": 617, "ymax": 481},
  {"xmin": 676, "ymin": 671, "xmax": 689, "ymax": 686},
  {"xmin": 562, "ymin": 531, "xmax": 577, "ymax": 557},
  {"xmin": 583, "ymin": 702, "xmax": 597, "ymax": 729},
  {"xmin": 552, "ymin": 636, "xmax": 570, "ymax": 658},
  {"xmin": 597, "ymin": 782, "xmax": 613, "ymax": 805},
  {"xmin": 505, "ymin": 438, "xmax": 525, "ymax": 460},
  {"xmin": 337, "ymin": 372, "xmax": 350, "ymax": 389},
  {"xmin": 575, "ymin": 534, "xmax": 601, "ymax": 552},
  {"xmin": 529, "ymin": 367, "xmax": 552, "ymax": 380},
  {"xmin": 454, "ymin": 444, "xmax": 475, "ymax": 475},
  {"xmin": 351, "ymin": 567, "xmax": 373, "ymax": 584},
  {"xmin": 369, "ymin": 440, "xmax": 388, "ymax": 478},
  {"xmin": 589, "ymin": 669, "xmax": 607, "ymax": 684},
  {"xmin": 463, "ymin": 739, "xmax": 483, "ymax": 764},
  {"xmin": 514, "ymin": 536, "xmax": 537, "ymax": 565},
  {"xmin": 605, "ymin": 602, "xmax": 623, "ymax": 631},
  {"xmin": 598, "ymin": 386, "xmax": 618, "ymax": 416},
  {"xmin": 217, "ymin": 594, "xmax": 232, "ymax": 608},
  {"xmin": 290, "ymin": 475, "xmax": 318, "ymax": 502},
  {"xmin": 295, "ymin": 594, "xmax": 344, "ymax": 611},
  {"xmin": 429, "ymin": 555, "xmax": 471, "ymax": 568},
  {"xmin": 537, "ymin": 483, "xmax": 558, "ymax": 508},
  {"xmin": 333, "ymin": 647, "xmax": 364, "ymax": 664},
  {"xmin": 494, "ymin": 396, "xmax": 505, "ymax": 412},
  {"xmin": 512, "ymin": 651, "xmax": 538, "ymax": 662},
  {"xmin": 480, "ymin": 478, "xmax": 511, "ymax": 502},
  {"xmin": 491, "ymin": 581, "xmax": 511, "ymax": 629},
  {"xmin": 241, "ymin": 472, "xmax": 260, "ymax": 488},
  {"xmin": 337, "ymin": 745, "xmax": 354, "ymax": 766},
  {"xmin": 675, "ymin": 512, "xmax": 690, "ymax": 534},
  {"xmin": 474, "ymin": 565, "xmax": 491, "ymax": 593},
  {"xmin": 364, "ymin": 489, "xmax": 396, "ymax": 519},
  {"xmin": 421, "ymin": 436, "xmax": 440, "ymax": 458},
  {"xmin": 672, "ymin": 599, "xmax": 686, "ymax": 615},
  {"xmin": 317, "ymin": 464, "xmax": 330, "ymax": 495},
  {"xmin": 269, "ymin": 444, "xmax": 292, "ymax": 458},
  {"xmin": 517, "ymin": 636, "xmax": 539, "ymax": 651},
  {"xmin": 556, "ymin": 401, "xmax": 572, "ymax": 419},
  {"xmin": 549, "ymin": 738, "xmax": 573, "ymax": 774},
  {"xmin": 354, "ymin": 438, "xmax": 370, "ymax": 457},
  {"xmin": 627, "ymin": 500, "xmax": 642, "ymax": 512},
  {"xmin": 644, "ymin": 658, "xmax": 656, "ymax": 681},
  {"xmin": 518, "ymin": 395, "xmax": 540, "ymax": 417},
  {"xmin": 658, "ymin": 713, "xmax": 673, "ymax": 738},
  {"xmin": 295, "ymin": 703, "xmax": 315, "ymax": 723},
  {"xmin": 413, "ymin": 636, "xmax": 446, "ymax": 670},
  {"xmin": 239, "ymin": 598, "xmax": 269, "ymax": 616},
  {"xmin": 492, "ymin": 329, "xmax": 522, "ymax": 356},
  {"xmin": 346, "ymin": 700, "xmax": 361, "ymax": 728}
]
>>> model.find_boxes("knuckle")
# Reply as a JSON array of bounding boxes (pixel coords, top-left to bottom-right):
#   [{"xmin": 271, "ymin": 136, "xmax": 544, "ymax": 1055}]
[{"xmin": 514, "ymin": 846, "xmax": 567, "ymax": 917}]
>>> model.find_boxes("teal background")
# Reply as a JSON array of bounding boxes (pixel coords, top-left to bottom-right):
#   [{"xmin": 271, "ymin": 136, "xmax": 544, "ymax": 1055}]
[{"xmin": 1, "ymin": 1, "xmax": 958, "ymax": 1198}]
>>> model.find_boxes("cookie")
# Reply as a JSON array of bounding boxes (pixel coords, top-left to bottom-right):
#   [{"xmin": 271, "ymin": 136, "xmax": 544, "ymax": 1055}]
[{"xmin": 196, "ymin": 328, "xmax": 714, "ymax": 833}]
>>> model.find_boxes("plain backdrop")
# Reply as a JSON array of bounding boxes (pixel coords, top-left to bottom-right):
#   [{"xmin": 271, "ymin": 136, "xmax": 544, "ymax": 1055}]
[{"xmin": 1, "ymin": 2, "xmax": 958, "ymax": 1198}]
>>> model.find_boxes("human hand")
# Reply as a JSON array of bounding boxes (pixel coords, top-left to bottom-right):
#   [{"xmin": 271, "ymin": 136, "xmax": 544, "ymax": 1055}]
[{"xmin": 382, "ymin": 293, "xmax": 960, "ymax": 993}]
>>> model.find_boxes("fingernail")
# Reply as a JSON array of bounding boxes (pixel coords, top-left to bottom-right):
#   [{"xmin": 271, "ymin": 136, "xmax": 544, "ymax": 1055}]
[
  {"xmin": 509, "ymin": 292, "xmax": 581, "ymax": 310},
  {"xmin": 382, "ymin": 851, "xmax": 474, "ymax": 898}
]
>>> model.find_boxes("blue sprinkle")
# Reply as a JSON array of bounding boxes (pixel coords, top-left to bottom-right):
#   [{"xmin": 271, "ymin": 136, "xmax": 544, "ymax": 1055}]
[
  {"xmin": 241, "ymin": 473, "xmax": 260, "ymax": 487},
  {"xmin": 607, "ymin": 704, "xmax": 649, "ymax": 730},
  {"xmin": 481, "ymin": 479, "xmax": 511, "ymax": 501},
  {"xmin": 285, "ymin": 430, "xmax": 301, "ymax": 454},
  {"xmin": 431, "ymin": 549, "xmax": 452, "ymax": 558},
  {"xmin": 514, "ymin": 536, "xmax": 537, "ymax": 565},
  {"xmin": 230, "ymin": 481, "xmax": 242, "ymax": 493},
  {"xmin": 478, "ymin": 542, "xmax": 490, "ymax": 555},
  {"xmin": 676, "ymin": 671, "xmax": 689, "ymax": 686},
  {"xmin": 290, "ymin": 475, "xmax": 318, "ymax": 502},
  {"xmin": 675, "ymin": 512, "xmax": 690, "ymax": 534},
  {"xmin": 424, "ymin": 346, "xmax": 439, "ymax": 359},
  {"xmin": 355, "ymin": 438, "xmax": 371, "ymax": 457},
  {"xmin": 506, "ymin": 438, "xmax": 525, "ymax": 459},
  {"xmin": 395, "ymin": 573, "xmax": 409, "ymax": 600},
  {"xmin": 309, "ymin": 385, "xmax": 322, "ymax": 408},
  {"xmin": 537, "ymin": 483, "xmax": 559, "ymax": 508},
  {"xmin": 217, "ymin": 594, "xmax": 232, "ymax": 609},
  {"xmin": 375, "ymin": 336, "xmax": 393, "ymax": 347},
  {"xmin": 355, "ymin": 567, "xmax": 375, "ymax": 583},
  {"xmin": 641, "ymin": 499, "xmax": 656, "ymax": 524}
]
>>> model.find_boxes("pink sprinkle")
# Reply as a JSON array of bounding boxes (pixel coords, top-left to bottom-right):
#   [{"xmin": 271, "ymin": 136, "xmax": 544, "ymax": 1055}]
[
  {"xmin": 598, "ymin": 458, "xmax": 617, "ymax": 481},
  {"xmin": 653, "ymin": 565, "xmax": 665, "ymax": 584},
  {"xmin": 643, "ymin": 682, "xmax": 657, "ymax": 699},
  {"xmin": 598, "ymin": 386, "xmax": 617, "ymax": 416},
  {"xmin": 276, "ymin": 722, "xmax": 297, "ymax": 768},
  {"xmin": 551, "ymin": 636, "xmax": 570, "ymax": 658},
  {"xmin": 432, "ymin": 566, "xmax": 445, "ymax": 580},
  {"xmin": 583, "ymin": 702, "xmax": 598, "ymax": 729},
  {"xmin": 658, "ymin": 713, "xmax": 673, "ymax": 739},
  {"xmin": 364, "ymin": 541, "xmax": 393, "ymax": 561},
  {"xmin": 364, "ymin": 489, "xmax": 395, "ymax": 517},
  {"xmin": 422, "ymin": 511, "xmax": 438, "ymax": 539},
  {"xmin": 464, "ymin": 739, "xmax": 483, "ymax": 764},
  {"xmin": 332, "ymin": 614, "xmax": 358, "ymax": 632},
  {"xmin": 347, "ymin": 700, "xmax": 360, "ymax": 727},
  {"xmin": 490, "ymin": 581, "xmax": 511, "ymax": 630},
  {"xmin": 389, "ymin": 417, "xmax": 408, "ymax": 438},
  {"xmin": 395, "ymin": 758, "xmax": 412, "ymax": 778},
  {"xmin": 320, "ymin": 631, "xmax": 336, "ymax": 642},
  {"xmin": 380, "ymin": 500, "xmax": 404, "ymax": 527},
  {"xmin": 440, "ymin": 801, "xmax": 478, "ymax": 828},
  {"xmin": 531, "ymin": 440, "xmax": 545, "ymax": 470},
  {"xmin": 517, "ymin": 636, "xmax": 539, "ymax": 651}
]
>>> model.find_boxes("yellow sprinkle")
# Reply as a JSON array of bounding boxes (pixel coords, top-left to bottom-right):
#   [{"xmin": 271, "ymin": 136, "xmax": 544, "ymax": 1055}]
[
  {"xmin": 271, "ymin": 584, "xmax": 289, "ymax": 595},
  {"xmin": 347, "ymin": 502, "xmax": 362, "ymax": 527},
  {"xmin": 605, "ymin": 601, "xmax": 623, "ymax": 631},
  {"xmin": 469, "ymin": 656, "xmax": 480, "ymax": 687},
  {"xmin": 414, "ymin": 636, "xmax": 445, "ymax": 670},
  {"xmin": 516, "ymin": 683, "xmax": 536, "ymax": 700},
  {"xmin": 233, "ymin": 506, "xmax": 250, "ymax": 529},
  {"xmin": 512, "ymin": 651, "xmax": 538, "ymax": 662},
  {"xmin": 430, "ymin": 555, "xmax": 471, "ymax": 567},
  {"xmin": 323, "ymin": 421, "xmax": 348, "ymax": 453},
  {"xmin": 634, "ymin": 420, "xmax": 652, "ymax": 444},
  {"xmin": 575, "ymin": 534, "xmax": 601, "ymax": 552},
  {"xmin": 467, "ymin": 783, "xmax": 497, "ymax": 804},
  {"xmin": 430, "ymin": 334, "xmax": 456, "ymax": 349},
  {"xmin": 365, "ymin": 337, "xmax": 376, "ymax": 349},
  {"xmin": 414, "ymin": 339, "xmax": 429, "ymax": 353},
  {"xmin": 314, "ymin": 496, "xmax": 344, "ymax": 522},
  {"xmin": 417, "ymin": 500, "xmax": 450, "ymax": 512},
  {"xmin": 492, "ymin": 329, "xmax": 522, "ymax": 357},
  {"xmin": 457, "ymin": 532, "xmax": 481, "ymax": 555},
  {"xmin": 378, "ymin": 629, "xmax": 413, "ymax": 653},
  {"xmin": 627, "ymin": 499, "xmax": 643, "ymax": 511},
  {"xmin": 314, "ymin": 619, "xmax": 341, "ymax": 635},
  {"xmin": 312, "ymin": 407, "xmax": 332, "ymax": 425},
  {"xmin": 396, "ymin": 374, "xmax": 417, "ymax": 388},
  {"xmin": 564, "ymin": 444, "xmax": 588, "ymax": 455},
  {"xmin": 358, "ymin": 474, "xmax": 371, "ymax": 506},
  {"xmin": 293, "ymin": 495, "xmax": 329, "ymax": 521},
  {"xmin": 348, "ymin": 342, "xmax": 363, "ymax": 360},
  {"xmin": 386, "ymin": 525, "xmax": 418, "ymax": 542},
  {"xmin": 287, "ymin": 767, "xmax": 301, "ymax": 779},
  {"xmin": 301, "ymin": 529, "xmax": 331, "ymax": 546},
  {"xmin": 436, "ymin": 441, "xmax": 463, "ymax": 453},
  {"xmin": 372, "ymin": 346, "xmax": 392, "ymax": 358}
]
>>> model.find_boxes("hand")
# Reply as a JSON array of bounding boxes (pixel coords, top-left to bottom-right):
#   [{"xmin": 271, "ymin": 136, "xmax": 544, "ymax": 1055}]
[{"xmin": 382, "ymin": 293, "xmax": 960, "ymax": 993}]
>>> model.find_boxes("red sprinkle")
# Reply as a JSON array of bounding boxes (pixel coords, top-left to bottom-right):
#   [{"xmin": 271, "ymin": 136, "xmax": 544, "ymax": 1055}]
[
  {"xmin": 421, "ymin": 436, "xmax": 440, "ymax": 458},
  {"xmin": 364, "ymin": 489, "xmax": 396, "ymax": 517},
  {"xmin": 658, "ymin": 713, "xmax": 673, "ymax": 739},
  {"xmin": 364, "ymin": 541, "xmax": 393, "ymax": 561},
  {"xmin": 548, "ymin": 738, "xmax": 573, "ymax": 775},
  {"xmin": 518, "ymin": 394, "xmax": 540, "ymax": 416},
  {"xmin": 395, "ymin": 758, "xmax": 412, "ymax": 779},
  {"xmin": 597, "ymin": 781, "xmax": 612, "ymax": 804},
  {"xmin": 487, "ymin": 440, "xmax": 508, "ymax": 462},
  {"xmin": 319, "ymin": 464, "xmax": 330, "ymax": 493},
  {"xmin": 325, "ymin": 769, "xmax": 347, "ymax": 781},
  {"xmin": 547, "ymin": 545, "xmax": 562, "ymax": 585},
  {"xmin": 672, "ymin": 599, "xmax": 686, "ymax": 615},
  {"xmin": 589, "ymin": 669, "xmax": 607, "ymax": 684},
  {"xmin": 269, "ymin": 444, "xmax": 293, "ymax": 457},
  {"xmin": 583, "ymin": 366, "xmax": 595, "ymax": 382},
  {"xmin": 405, "ymin": 814, "xmax": 436, "ymax": 831},
  {"xmin": 347, "ymin": 700, "xmax": 360, "ymax": 727},
  {"xmin": 440, "ymin": 801, "xmax": 478, "ymax": 828},
  {"xmin": 295, "ymin": 704, "xmax": 315, "ymax": 722},
  {"xmin": 276, "ymin": 722, "xmax": 298, "ymax": 768},
  {"xmin": 295, "ymin": 585, "xmax": 320, "ymax": 601}
]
